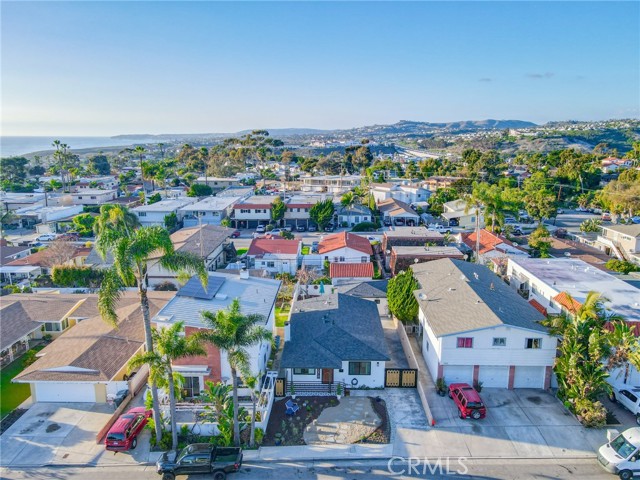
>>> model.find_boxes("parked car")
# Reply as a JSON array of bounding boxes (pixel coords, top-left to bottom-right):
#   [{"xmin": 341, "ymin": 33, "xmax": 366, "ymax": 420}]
[
  {"xmin": 504, "ymin": 217, "xmax": 518, "ymax": 225},
  {"xmin": 632, "ymin": 216, "xmax": 640, "ymax": 225},
  {"xmin": 105, "ymin": 407, "xmax": 152, "ymax": 451},
  {"xmin": 308, "ymin": 224, "xmax": 318, "ymax": 232},
  {"xmin": 448, "ymin": 383, "xmax": 486, "ymax": 420},
  {"xmin": 383, "ymin": 218, "xmax": 392, "ymax": 227},
  {"xmin": 427, "ymin": 224, "xmax": 451, "ymax": 234},
  {"xmin": 324, "ymin": 223, "xmax": 334, "ymax": 232},
  {"xmin": 230, "ymin": 230, "xmax": 241, "ymax": 238},
  {"xmin": 608, "ymin": 382, "xmax": 640, "ymax": 425},
  {"xmin": 598, "ymin": 427, "xmax": 640, "ymax": 479},
  {"xmin": 283, "ymin": 225, "xmax": 293, "ymax": 232},
  {"xmin": 296, "ymin": 225, "xmax": 306, "ymax": 232},
  {"xmin": 269, "ymin": 228, "xmax": 283, "ymax": 236},
  {"xmin": 58, "ymin": 232, "xmax": 80, "ymax": 240},
  {"xmin": 511, "ymin": 227, "xmax": 524, "ymax": 236},
  {"xmin": 255, "ymin": 225, "xmax": 266, "ymax": 234},
  {"xmin": 156, "ymin": 444, "xmax": 243, "ymax": 480},
  {"xmin": 108, "ymin": 388, "xmax": 129, "ymax": 408},
  {"xmin": 602, "ymin": 212, "xmax": 612, "ymax": 222},
  {"xmin": 448, "ymin": 218, "xmax": 459, "ymax": 227},
  {"xmin": 37, "ymin": 233, "xmax": 57, "ymax": 242},
  {"xmin": 311, "ymin": 241, "xmax": 319, "ymax": 253}
]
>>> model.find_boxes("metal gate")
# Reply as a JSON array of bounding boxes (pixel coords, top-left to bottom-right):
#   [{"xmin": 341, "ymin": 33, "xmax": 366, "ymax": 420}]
[
  {"xmin": 385, "ymin": 368, "xmax": 417, "ymax": 388},
  {"xmin": 275, "ymin": 378, "xmax": 286, "ymax": 397}
]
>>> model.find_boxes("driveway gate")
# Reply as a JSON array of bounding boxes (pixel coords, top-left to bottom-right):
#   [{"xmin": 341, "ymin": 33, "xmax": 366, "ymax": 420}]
[{"xmin": 385, "ymin": 368, "xmax": 417, "ymax": 388}]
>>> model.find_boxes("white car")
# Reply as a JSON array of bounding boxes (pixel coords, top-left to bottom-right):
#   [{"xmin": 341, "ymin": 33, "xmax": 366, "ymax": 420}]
[
  {"xmin": 37, "ymin": 233, "xmax": 57, "ymax": 242},
  {"xmin": 609, "ymin": 382, "xmax": 640, "ymax": 425},
  {"xmin": 427, "ymin": 224, "xmax": 451, "ymax": 234},
  {"xmin": 270, "ymin": 228, "xmax": 283, "ymax": 236},
  {"xmin": 255, "ymin": 225, "xmax": 266, "ymax": 234}
]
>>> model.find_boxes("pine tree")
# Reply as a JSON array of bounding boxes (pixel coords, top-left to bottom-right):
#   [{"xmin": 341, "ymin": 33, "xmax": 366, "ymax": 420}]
[{"xmin": 388, "ymin": 269, "xmax": 420, "ymax": 324}]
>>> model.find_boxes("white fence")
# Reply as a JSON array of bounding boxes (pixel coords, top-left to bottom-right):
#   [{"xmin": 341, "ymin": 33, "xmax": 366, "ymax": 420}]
[{"xmin": 168, "ymin": 371, "xmax": 278, "ymax": 436}]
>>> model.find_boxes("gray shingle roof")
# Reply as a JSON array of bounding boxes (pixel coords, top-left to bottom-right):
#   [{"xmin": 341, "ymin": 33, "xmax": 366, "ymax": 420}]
[
  {"xmin": 411, "ymin": 258, "xmax": 547, "ymax": 337},
  {"xmin": 281, "ymin": 294, "xmax": 389, "ymax": 369},
  {"xmin": 334, "ymin": 280, "xmax": 388, "ymax": 298}
]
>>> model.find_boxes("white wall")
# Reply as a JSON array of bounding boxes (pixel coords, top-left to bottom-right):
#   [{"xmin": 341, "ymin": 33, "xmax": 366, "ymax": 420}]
[
  {"xmin": 290, "ymin": 360, "xmax": 385, "ymax": 389},
  {"xmin": 419, "ymin": 309, "xmax": 442, "ymax": 381},
  {"xmin": 252, "ymin": 255, "xmax": 299, "ymax": 275},
  {"xmin": 320, "ymin": 247, "xmax": 371, "ymax": 264}
]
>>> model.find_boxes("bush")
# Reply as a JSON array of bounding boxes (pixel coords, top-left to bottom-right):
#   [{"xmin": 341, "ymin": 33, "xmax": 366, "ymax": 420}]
[
  {"xmin": 254, "ymin": 428, "xmax": 265, "ymax": 445},
  {"xmin": 52, "ymin": 266, "xmax": 104, "ymax": 288},
  {"xmin": 606, "ymin": 259, "xmax": 640, "ymax": 274},
  {"xmin": 351, "ymin": 221, "xmax": 378, "ymax": 232},
  {"xmin": 154, "ymin": 281, "xmax": 178, "ymax": 291},
  {"xmin": 574, "ymin": 399, "xmax": 607, "ymax": 428},
  {"xmin": 22, "ymin": 350, "xmax": 38, "ymax": 368},
  {"xmin": 187, "ymin": 184, "xmax": 212, "ymax": 197}
]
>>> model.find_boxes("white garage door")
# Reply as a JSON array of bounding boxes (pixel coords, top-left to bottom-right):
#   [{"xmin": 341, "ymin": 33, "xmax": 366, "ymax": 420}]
[
  {"xmin": 513, "ymin": 366, "xmax": 545, "ymax": 389},
  {"xmin": 443, "ymin": 365, "xmax": 473, "ymax": 385},
  {"xmin": 36, "ymin": 383, "xmax": 96, "ymax": 402},
  {"xmin": 478, "ymin": 366, "xmax": 509, "ymax": 388}
]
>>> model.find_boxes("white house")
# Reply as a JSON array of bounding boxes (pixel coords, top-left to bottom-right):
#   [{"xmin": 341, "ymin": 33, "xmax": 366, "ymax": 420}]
[
  {"xmin": 132, "ymin": 197, "xmax": 197, "ymax": 227},
  {"xmin": 317, "ymin": 232, "xmax": 373, "ymax": 263},
  {"xmin": 441, "ymin": 199, "xmax": 485, "ymax": 229},
  {"xmin": 70, "ymin": 189, "xmax": 117, "ymax": 206},
  {"xmin": 412, "ymin": 258, "xmax": 556, "ymax": 389},
  {"xmin": 152, "ymin": 273, "xmax": 280, "ymax": 396},
  {"xmin": 371, "ymin": 182, "xmax": 431, "ymax": 205},
  {"xmin": 247, "ymin": 237, "xmax": 301, "ymax": 275},
  {"xmin": 595, "ymin": 224, "xmax": 640, "ymax": 265},
  {"xmin": 194, "ymin": 177, "xmax": 241, "ymax": 190},
  {"xmin": 231, "ymin": 195, "xmax": 275, "ymax": 229},
  {"xmin": 378, "ymin": 198, "xmax": 420, "ymax": 226},
  {"xmin": 179, "ymin": 196, "xmax": 241, "ymax": 227},
  {"xmin": 337, "ymin": 205, "xmax": 373, "ymax": 227},
  {"xmin": 281, "ymin": 293, "xmax": 389, "ymax": 391},
  {"xmin": 301, "ymin": 175, "xmax": 361, "ymax": 194}
]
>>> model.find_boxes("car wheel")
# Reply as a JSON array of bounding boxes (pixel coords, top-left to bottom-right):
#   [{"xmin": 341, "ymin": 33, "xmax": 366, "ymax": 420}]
[
  {"xmin": 609, "ymin": 392, "xmax": 617, "ymax": 403},
  {"xmin": 636, "ymin": 415, "xmax": 640, "ymax": 426},
  {"xmin": 213, "ymin": 471, "xmax": 227, "ymax": 480},
  {"xmin": 162, "ymin": 474, "xmax": 175, "ymax": 480},
  {"xmin": 619, "ymin": 470, "xmax": 633, "ymax": 480},
  {"xmin": 131, "ymin": 437, "xmax": 137, "ymax": 449},
  {"xmin": 448, "ymin": 392, "xmax": 452, "ymax": 399},
  {"xmin": 471, "ymin": 410, "xmax": 482, "ymax": 420},
  {"xmin": 459, "ymin": 409, "xmax": 465, "ymax": 419}
]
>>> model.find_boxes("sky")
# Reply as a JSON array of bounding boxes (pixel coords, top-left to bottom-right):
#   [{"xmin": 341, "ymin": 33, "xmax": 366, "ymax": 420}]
[{"xmin": 2, "ymin": 1, "xmax": 639, "ymax": 136}]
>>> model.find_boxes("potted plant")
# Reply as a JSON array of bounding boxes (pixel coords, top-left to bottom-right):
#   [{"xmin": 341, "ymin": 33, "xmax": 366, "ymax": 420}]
[
  {"xmin": 436, "ymin": 377, "xmax": 447, "ymax": 397},
  {"xmin": 336, "ymin": 383, "xmax": 343, "ymax": 399},
  {"xmin": 474, "ymin": 381, "xmax": 483, "ymax": 393},
  {"xmin": 290, "ymin": 382, "xmax": 296, "ymax": 400}
]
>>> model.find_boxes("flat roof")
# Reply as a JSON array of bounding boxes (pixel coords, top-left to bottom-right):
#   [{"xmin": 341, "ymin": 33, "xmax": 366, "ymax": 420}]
[
  {"xmin": 179, "ymin": 196, "xmax": 241, "ymax": 211},
  {"xmin": 392, "ymin": 246, "xmax": 464, "ymax": 256},
  {"xmin": 384, "ymin": 226, "xmax": 443, "ymax": 239},
  {"xmin": 509, "ymin": 257, "xmax": 640, "ymax": 322},
  {"xmin": 71, "ymin": 189, "xmax": 116, "ymax": 195},
  {"xmin": 133, "ymin": 198, "xmax": 196, "ymax": 212}
]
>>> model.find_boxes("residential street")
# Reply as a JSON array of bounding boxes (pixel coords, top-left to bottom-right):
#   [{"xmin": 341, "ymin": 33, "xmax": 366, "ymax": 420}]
[{"xmin": 0, "ymin": 458, "xmax": 611, "ymax": 480}]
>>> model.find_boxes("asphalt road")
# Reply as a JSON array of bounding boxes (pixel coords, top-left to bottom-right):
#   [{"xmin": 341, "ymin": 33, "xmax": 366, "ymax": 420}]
[{"xmin": 0, "ymin": 459, "xmax": 611, "ymax": 480}]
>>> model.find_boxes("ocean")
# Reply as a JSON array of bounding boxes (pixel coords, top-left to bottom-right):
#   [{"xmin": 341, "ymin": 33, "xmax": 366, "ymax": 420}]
[{"xmin": 0, "ymin": 136, "xmax": 157, "ymax": 157}]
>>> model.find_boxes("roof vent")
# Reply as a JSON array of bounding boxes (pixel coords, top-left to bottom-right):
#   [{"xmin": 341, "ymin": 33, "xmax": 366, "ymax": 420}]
[
  {"xmin": 418, "ymin": 293, "xmax": 427, "ymax": 300},
  {"xmin": 490, "ymin": 282, "xmax": 495, "ymax": 290},
  {"xmin": 473, "ymin": 272, "xmax": 479, "ymax": 280}
]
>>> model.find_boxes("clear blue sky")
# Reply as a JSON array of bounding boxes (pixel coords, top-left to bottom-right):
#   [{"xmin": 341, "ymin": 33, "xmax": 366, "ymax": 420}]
[{"xmin": 2, "ymin": 1, "xmax": 638, "ymax": 136}]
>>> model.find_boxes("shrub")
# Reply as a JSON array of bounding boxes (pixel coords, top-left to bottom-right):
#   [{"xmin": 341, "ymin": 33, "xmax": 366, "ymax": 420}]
[
  {"xmin": 606, "ymin": 259, "xmax": 640, "ymax": 274},
  {"xmin": 154, "ymin": 281, "xmax": 178, "ymax": 291},
  {"xmin": 22, "ymin": 350, "xmax": 38, "ymax": 368},
  {"xmin": 187, "ymin": 184, "xmax": 212, "ymax": 197},
  {"xmin": 574, "ymin": 399, "xmax": 607, "ymax": 428},
  {"xmin": 351, "ymin": 221, "xmax": 378, "ymax": 232},
  {"xmin": 254, "ymin": 427, "xmax": 265, "ymax": 445}
]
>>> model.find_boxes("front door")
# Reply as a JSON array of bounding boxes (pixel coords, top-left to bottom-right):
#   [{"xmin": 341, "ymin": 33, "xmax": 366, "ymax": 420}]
[{"xmin": 321, "ymin": 369, "xmax": 333, "ymax": 384}]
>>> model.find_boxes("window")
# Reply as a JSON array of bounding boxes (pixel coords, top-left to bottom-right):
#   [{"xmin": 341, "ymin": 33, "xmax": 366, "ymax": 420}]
[
  {"xmin": 293, "ymin": 368, "xmax": 316, "ymax": 375},
  {"xmin": 297, "ymin": 208, "xmax": 301, "ymax": 212},
  {"xmin": 44, "ymin": 322, "xmax": 61, "ymax": 332},
  {"xmin": 305, "ymin": 208, "xmax": 309, "ymax": 212},
  {"xmin": 525, "ymin": 338, "xmax": 542, "ymax": 349},
  {"xmin": 78, "ymin": 196, "xmax": 83, "ymax": 199},
  {"xmin": 240, "ymin": 209, "xmax": 250, "ymax": 214},
  {"xmin": 456, "ymin": 337, "xmax": 473, "ymax": 348},
  {"xmin": 267, "ymin": 261, "xmax": 275, "ymax": 268},
  {"xmin": 61, "ymin": 318, "xmax": 69, "ymax": 330},
  {"xmin": 348, "ymin": 362, "xmax": 371, "ymax": 375},
  {"xmin": 138, "ymin": 212, "xmax": 147, "ymax": 217},
  {"xmin": 339, "ymin": 256, "xmax": 345, "ymax": 262},
  {"xmin": 90, "ymin": 196, "xmax": 96, "ymax": 200},
  {"xmin": 182, "ymin": 376, "xmax": 201, "ymax": 398},
  {"xmin": 492, "ymin": 337, "xmax": 506, "ymax": 347},
  {"xmin": 361, "ymin": 256, "xmax": 368, "ymax": 263}
]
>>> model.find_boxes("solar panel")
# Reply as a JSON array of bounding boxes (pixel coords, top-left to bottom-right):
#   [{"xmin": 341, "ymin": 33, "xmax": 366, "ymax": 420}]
[{"xmin": 176, "ymin": 276, "xmax": 224, "ymax": 300}]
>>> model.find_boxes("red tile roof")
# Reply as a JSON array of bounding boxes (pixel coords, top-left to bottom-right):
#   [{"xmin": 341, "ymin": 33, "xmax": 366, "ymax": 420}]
[
  {"xmin": 247, "ymin": 237, "xmax": 300, "ymax": 256},
  {"xmin": 318, "ymin": 232, "xmax": 373, "ymax": 255},
  {"xmin": 528, "ymin": 299, "xmax": 548, "ymax": 316},
  {"xmin": 462, "ymin": 229, "xmax": 523, "ymax": 255},
  {"xmin": 329, "ymin": 262, "xmax": 374, "ymax": 279},
  {"xmin": 552, "ymin": 291, "xmax": 582, "ymax": 314}
]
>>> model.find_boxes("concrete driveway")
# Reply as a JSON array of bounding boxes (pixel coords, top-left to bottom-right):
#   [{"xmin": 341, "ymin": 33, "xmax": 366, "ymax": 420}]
[
  {"xmin": 395, "ymin": 388, "xmax": 608, "ymax": 459},
  {"xmin": 0, "ymin": 402, "xmax": 150, "ymax": 467}
]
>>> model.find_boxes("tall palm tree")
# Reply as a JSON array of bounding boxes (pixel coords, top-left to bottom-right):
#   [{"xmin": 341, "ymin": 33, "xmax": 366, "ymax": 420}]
[
  {"xmin": 606, "ymin": 321, "xmax": 640, "ymax": 383},
  {"xmin": 199, "ymin": 147, "xmax": 209, "ymax": 188},
  {"xmin": 340, "ymin": 191, "xmax": 356, "ymax": 210},
  {"xmin": 194, "ymin": 299, "xmax": 271, "ymax": 446},
  {"xmin": 464, "ymin": 185, "xmax": 485, "ymax": 260},
  {"xmin": 94, "ymin": 205, "xmax": 207, "ymax": 442},
  {"xmin": 241, "ymin": 372, "xmax": 260, "ymax": 448},
  {"xmin": 128, "ymin": 322, "xmax": 206, "ymax": 451}
]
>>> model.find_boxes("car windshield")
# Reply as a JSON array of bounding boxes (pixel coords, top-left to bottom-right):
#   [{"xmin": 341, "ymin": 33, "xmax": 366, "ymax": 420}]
[
  {"xmin": 467, "ymin": 401, "xmax": 484, "ymax": 409},
  {"xmin": 107, "ymin": 432, "xmax": 125, "ymax": 441},
  {"xmin": 611, "ymin": 434, "xmax": 637, "ymax": 458}
]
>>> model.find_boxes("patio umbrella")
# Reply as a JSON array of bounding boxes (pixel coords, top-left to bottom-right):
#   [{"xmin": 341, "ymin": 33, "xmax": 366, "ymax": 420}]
[{"xmin": 319, "ymin": 280, "xmax": 325, "ymax": 294}]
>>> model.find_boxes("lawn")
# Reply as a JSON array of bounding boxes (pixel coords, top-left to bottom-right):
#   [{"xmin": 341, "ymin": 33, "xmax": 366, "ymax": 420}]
[
  {"xmin": 0, "ymin": 346, "xmax": 43, "ymax": 419},
  {"xmin": 236, "ymin": 248, "xmax": 248, "ymax": 256},
  {"xmin": 275, "ymin": 304, "xmax": 291, "ymax": 327}
]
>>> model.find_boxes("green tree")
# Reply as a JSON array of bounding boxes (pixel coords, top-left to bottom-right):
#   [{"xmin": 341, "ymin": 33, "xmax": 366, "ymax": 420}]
[
  {"xmin": 270, "ymin": 197, "xmax": 286, "ymax": 226},
  {"xmin": 340, "ymin": 191, "xmax": 356, "ymax": 210},
  {"xmin": 194, "ymin": 299, "xmax": 271, "ymax": 446},
  {"xmin": 309, "ymin": 199, "xmax": 335, "ymax": 230},
  {"xmin": 387, "ymin": 269, "xmax": 420, "ymax": 324},
  {"xmin": 147, "ymin": 193, "xmax": 161, "ymax": 204},
  {"xmin": 528, "ymin": 225, "xmax": 552, "ymax": 258},
  {"xmin": 164, "ymin": 212, "xmax": 178, "ymax": 232},
  {"xmin": 128, "ymin": 322, "xmax": 205, "ymax": 452},
  {"xmin": 601, "ymin": 169, "xmax": 640, "ymax": 218},
  {"xmin": 94, "ymin": 205, "xmax": 207, "ymax": 442},
  {"xmin": 522, "ymin": 173, "xmax": 557, "ymax": 223},
  {"xmin": 580, "ymin": 218, "xmax": 602, "ymax": 233},
  {"xmin": 0, "ymin": 157, "xmax": 29, "ymax": 183},
  {"xmin": 240, "ymin": 372, "xmax": 260, "ymax": 447},
  {"xmin": 428, "ymin": 188, "xmax": 457, "ymax": 216},
  {"xmin": 72, "ymin": 213, "xmax": 96, "ymax": 236},
  {"xmin": 88, "ymin": 155, "xmax": 111, "ymax": 175},
  {"xmin": 187, "ymin": 183, "xmax": 213, "ymax": 197}
]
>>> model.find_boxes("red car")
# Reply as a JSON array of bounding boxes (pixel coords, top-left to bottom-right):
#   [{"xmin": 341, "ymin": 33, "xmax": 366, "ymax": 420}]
[
  {"xmin": 105, "ymin": 407, "xmax": 152, "ymax": 451},
  {"xmin": 448, "ymin": 383, "xmax": 486, "ymax": 420},
  {"xmin": 230, "ymin": 230, "xmax": 241, "ymax": 238}
]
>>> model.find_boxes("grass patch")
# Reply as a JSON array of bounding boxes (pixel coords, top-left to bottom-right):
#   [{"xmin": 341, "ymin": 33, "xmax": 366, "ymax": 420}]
[
  {"xmin": 236, "ymin": 248, "xmax": 248, "ymax": 256},
  {"xmin": 275, "ymin": 304, "xmax": 291, "ymax": 327},
  {"xmin": 1, "ymin": 345, "xmax": 44, "ymax": 419},
  {"xmin": 301, "ymin": 246, "xmax": 310, "ymax": 255}
]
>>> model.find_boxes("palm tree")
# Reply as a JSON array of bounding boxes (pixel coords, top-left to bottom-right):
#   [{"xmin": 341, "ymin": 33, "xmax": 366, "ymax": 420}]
[
  {"xmin": 464, "ymin": 185, "xmax": 485, "ymax": 260},
  {"xmin": 241, "ymin": 372, "xmax": 260, "ymax": 448},
  {"xmin": 128, "ymin": 322, "xmax": 206, "ymax": 451},
  {"xmin": 194, "ymin": 299, "xmax": 271, "ymax": 446},
  {"xmin": 606, "ymin": 321, "xmax": 640, "ymax": 383},
  {"xmin": 199, "ymin": 147, "xmax": 209, "ymax": 188},
  {"xmin": 341, "ymin": 191, "xmax": 357, "ymax": 210},
  {"xmin": 94, "ymin": 205, "xmax": 207, "ymax": 442}
]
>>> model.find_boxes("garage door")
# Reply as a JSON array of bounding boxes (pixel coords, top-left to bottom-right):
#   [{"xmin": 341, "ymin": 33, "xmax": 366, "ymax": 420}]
[
  {"xmin": 478, "ymin": 366, "xmax": 509, "ymax": 388},
  {"xmin": 35, "ymin": 383, "xmax": 96, "ymax": 402},
  {"xmin": 442, "ymin": 365, "xmax": 473, "ymax": 385},
  {"xmin": 513, "ymin": 366, "xmax": 545, "ymax": 389}
]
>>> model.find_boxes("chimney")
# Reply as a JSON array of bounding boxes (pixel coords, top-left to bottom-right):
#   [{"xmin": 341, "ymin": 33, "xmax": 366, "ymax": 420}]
[
  {"xmin": 284, "ymin": 321, "xmax": 291, "ymax": 342},
  {"xmin": 239, "ymin": 268, "xmax": 249, "ymax": 280}
]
